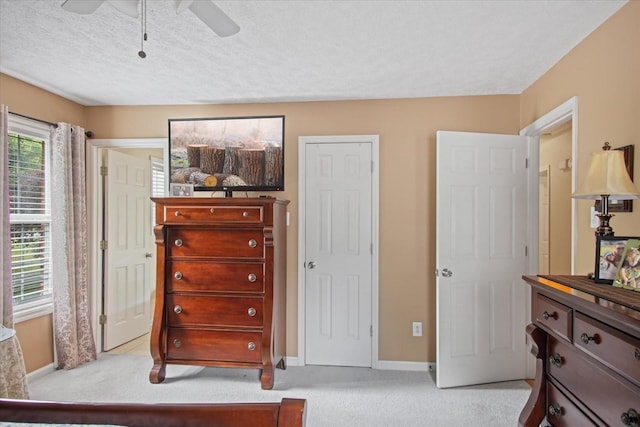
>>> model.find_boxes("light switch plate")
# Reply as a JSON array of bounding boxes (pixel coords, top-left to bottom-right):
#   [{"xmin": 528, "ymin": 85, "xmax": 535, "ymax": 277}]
[{"xmin": 590, "ymin": 206, "xmax": 599, "ymax": 228}]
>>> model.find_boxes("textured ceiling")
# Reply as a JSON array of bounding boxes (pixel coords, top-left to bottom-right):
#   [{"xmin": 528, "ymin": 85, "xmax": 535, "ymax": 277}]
[{"xmin": 0, "ymin": 0, "xmax": 627, "ymax": 106}]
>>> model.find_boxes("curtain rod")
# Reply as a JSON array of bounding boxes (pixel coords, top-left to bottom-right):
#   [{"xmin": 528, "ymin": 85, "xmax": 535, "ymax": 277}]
[
  {"xmin": 9, "ymin": 111, "xmax": 94, "ymax": 137},
  {"xmin": 9, "ymin": 111, "xmax": 58, "ymax": 128}
]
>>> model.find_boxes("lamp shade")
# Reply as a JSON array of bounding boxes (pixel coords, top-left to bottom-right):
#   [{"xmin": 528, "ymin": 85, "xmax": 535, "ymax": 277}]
[{"xmin": 573, "ymin": 148, "xmax": 640, "ymax": 200}]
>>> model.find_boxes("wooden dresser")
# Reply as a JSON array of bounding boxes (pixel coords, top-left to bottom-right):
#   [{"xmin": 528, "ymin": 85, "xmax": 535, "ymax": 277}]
[
  {"xmin": 520, "ymin": 275, "xmax": 640, "ymax": 427},
  {"xmin": 149, "ymin": 197, "xmax": 289, "ymax": 390}
]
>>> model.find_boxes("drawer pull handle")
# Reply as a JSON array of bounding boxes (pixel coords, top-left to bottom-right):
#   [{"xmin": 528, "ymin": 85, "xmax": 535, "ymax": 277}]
[
  {"xmin": 542, "ymin": 311, "xmax": 556, "ymax": 320},
  {"xmin": 248, "ymin": 239, "xmax": 257, "ymax": 248},
  {"xmin": 549, "ymin": 353, "xmax": 562, "ymax": 368},
  {"xmin": 174, "ymin": 239, "xmax": 183, "ymax": 247},
  {"xmin": 247, "ymin": 342, "xmax": 256, "ymax": 351},
  {"xmin": 173, "ymin": 339, "xmax": 182, "ymax": 348},
  {"xmin": 621, "ymin": 409, "xmax": 639, "ymax": 427},
  {"xmin": 580, "ymin": 333, "xmax": 595, "ymax": 345},
  {"xmin": 174, "ymin": 211, "xmax": 181, "ymax": 217},
  {"xmin": 548, "ymin": 405, "xmax": 562, "ymax": 417},
  {"xmin": 248, "ymin": 273, "xmax": 257, "ymax": 282},
  {"xmin": 248, "ymin": 307, "xmax": 256, "ymax": 317},
  {"xmin": 173, "ymin": 305, "xmax": 182, "ymax": 314},
  {"xmin": 210, "ymin": 208, "xmax": 215, "ymax": 213},
  {"xmin": 634, "ymin": 349, "xmax": 640, "ymax": 361},
  {"xmin": 243, "ymin": 211, "xmax": 250, "ymax": 217},
  {"xmin": 174, "ymin": 271, "xmax": 183, "ymax": 280}
]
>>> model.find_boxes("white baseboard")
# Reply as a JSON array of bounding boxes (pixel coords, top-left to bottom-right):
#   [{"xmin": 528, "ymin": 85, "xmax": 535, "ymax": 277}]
[
  {"xmin": 26, "ymin": 363, "xmax": 55, "ymax": 383},
  {"xmin": 376, "ymin": 360, "xmax": 434, "ymax": 372},
  {"xmin": 285, "ymin": 356, "xmax": 435, "ymax": 372}
]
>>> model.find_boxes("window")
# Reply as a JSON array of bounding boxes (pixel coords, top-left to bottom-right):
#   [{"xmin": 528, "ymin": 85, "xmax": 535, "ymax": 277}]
[
  {"xmin": 8, "ymin": 115, "xmax": 52, "ymax": 321},
  {"xmin": 150, "ymin": 156, "xmax": 165, "ymax": 227},
  {"xmin": 150, "ymin": 156, "xmax": 165, "ymax": 198}
]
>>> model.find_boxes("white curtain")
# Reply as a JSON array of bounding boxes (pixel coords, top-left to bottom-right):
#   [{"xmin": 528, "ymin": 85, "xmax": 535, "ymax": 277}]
[
  {"xmin": 0, "ymin": 104, "xmax": 29, "ymax": 398},
  {"xmin": 51, "ymin": 123, "xmax": 96, "ymax": 369}
]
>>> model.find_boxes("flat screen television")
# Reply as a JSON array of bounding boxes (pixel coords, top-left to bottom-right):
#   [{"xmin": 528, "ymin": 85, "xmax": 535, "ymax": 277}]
[{"xmin": 168, "ymin": 115, "xmax": 285, "ymax": 196}]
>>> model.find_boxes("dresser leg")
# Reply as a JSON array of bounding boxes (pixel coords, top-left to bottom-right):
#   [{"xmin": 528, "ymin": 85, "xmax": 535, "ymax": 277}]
[
  {"xmin": 260, "ymin": 367, "xmax": 275, "ymax": 390},
  {"xmin": 519, "ymin": 324, "xmax": 547, "ymax": 427},
  {"xmin": 149, "ymin": 362, "xmax": 166, "ymax": 384}
]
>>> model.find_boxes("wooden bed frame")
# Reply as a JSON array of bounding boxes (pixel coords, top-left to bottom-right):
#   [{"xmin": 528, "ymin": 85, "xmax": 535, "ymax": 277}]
[{"xmin": 0, "ymin": 397, "xmax": 306, "ymax": 426}]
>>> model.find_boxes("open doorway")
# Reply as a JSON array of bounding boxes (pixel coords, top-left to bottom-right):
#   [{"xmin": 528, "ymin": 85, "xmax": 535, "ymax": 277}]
[
  {"xmin": 86, "ymin": 139, "xmax": 167, "ymax": 353},
  {"xmin": 521, "ymin": 96, "xmax": 578, "ymax": 276},
  {"xmin": 539, "ymin": 123, "xmax": 573, "ymax": 274}
]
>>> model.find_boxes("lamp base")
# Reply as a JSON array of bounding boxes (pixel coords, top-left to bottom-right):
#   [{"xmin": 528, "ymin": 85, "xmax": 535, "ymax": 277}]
[{"xmin": 595, "ymin": 212, "xmax": 614, "ymax": 236}]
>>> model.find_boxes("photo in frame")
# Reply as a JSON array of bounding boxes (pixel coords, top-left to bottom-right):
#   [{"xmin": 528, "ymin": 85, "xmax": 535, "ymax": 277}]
[
  {"xmin": 170, "ymin": 183, "xmax": 194, "ymax": 197},
  {"xmin": 594, "ymin": 144, "xmax": 634, "ymax": 213},
  {"xmin": 612, "ymin": 238, "xmax": 640, "ymax": 291},
  {"xmin": 594, "ymin": 236, "xmax": 632, "ymax": 284}
]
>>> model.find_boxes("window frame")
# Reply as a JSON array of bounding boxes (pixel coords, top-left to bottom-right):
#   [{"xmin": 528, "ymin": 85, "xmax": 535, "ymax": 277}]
[{"xmin": 8, "ymin": 115, "xmax": 53, "ymax": 323}]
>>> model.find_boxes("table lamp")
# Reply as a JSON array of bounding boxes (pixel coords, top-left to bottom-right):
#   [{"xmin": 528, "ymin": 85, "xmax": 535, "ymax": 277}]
[{"xmin": 573, "ymin": 142, "xmax": 640, "ymax": 236}]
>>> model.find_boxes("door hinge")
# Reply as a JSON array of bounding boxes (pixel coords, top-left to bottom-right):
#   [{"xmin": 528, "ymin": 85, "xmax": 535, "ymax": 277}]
[
  {"xmin": 371, "ymin": 161, "xmax": 374, "ymax": 173},
  {"xmin": 99, "ymin": 314, "xmax": 107, "ymax": 325},
  {"xmin": 525, "ymin": 158, "xmax": 529, "ymax": 169},
  {"xmin": 525, "ymin": 246, "xmax": 528, "ymax": 256},
  {"xmin": 100, "ymin": 240, "xmax": 108, "ymax": 250},
  {"xmin": 370, "ymin": 325, "xmax": 373, "ymax": 337},
  {"xmin": 371, "ymin": 243, "xmax": 373, "ymax": 255},
  {"xmin": 100, "ymin": 166, "xmax": 108, "ymax": 176}
]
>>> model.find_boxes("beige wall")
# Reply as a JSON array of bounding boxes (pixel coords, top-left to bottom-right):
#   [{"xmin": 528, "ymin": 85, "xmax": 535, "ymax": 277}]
[
  {"xmin": 1, "ymin": 1, "xmax": 638, "ymax": 373},
  {"xmin": 14, "ymin": 315, "xmax": 54, "ymax": 373},
  {"xmin": 84, "ymin": 96, "xmax": 521, "ymax": 363},
  {"xmin": 520, "ymin": 1, "xmax": 640, "ymax": 274},
  {"xmin": 0, "ymin": 74, "xmax": 87, "ymax": 126}
]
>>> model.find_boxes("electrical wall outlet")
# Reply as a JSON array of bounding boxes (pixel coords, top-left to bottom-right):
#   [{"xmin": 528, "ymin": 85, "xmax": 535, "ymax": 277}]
[{"xmin": 412, "ymin": 322, "xmax": 422, "ymax": 337}]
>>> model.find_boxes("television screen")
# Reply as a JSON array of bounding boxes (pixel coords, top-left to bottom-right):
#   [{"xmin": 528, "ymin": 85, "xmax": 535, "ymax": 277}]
[{"xmin": 168, "ymin": 115, "xmax": 285, "ymax": 194}]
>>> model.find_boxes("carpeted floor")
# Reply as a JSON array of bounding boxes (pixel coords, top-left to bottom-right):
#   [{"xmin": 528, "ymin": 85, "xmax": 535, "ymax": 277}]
[{"xmin": 28, "ymin": 353, "xmax": 530, "ymax": 426}]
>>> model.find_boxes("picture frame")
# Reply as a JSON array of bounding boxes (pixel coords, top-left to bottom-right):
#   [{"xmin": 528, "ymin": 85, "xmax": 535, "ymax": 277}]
[
  {"xmin": 612, "ymin": 238, "xmax": 640, "ymax": 291},
  {"xmin": 594, "ymin": 144, "xmax": 634, "ymax": 213},
  {"xmin": 170, "ymin": 183, "xmax": 194, "ymax": 197},
  {"xmin": 594, "ymin": 236, "xmax": 634, "ymax": 284}
]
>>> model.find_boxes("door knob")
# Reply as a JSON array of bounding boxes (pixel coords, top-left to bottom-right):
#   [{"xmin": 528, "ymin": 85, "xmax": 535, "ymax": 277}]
[
  {"xmin": 145, "ymin": 252, "xmax": 152, "ymax": 258},
  {"xmin": 441, "ymin": 268, "xmax": 453, "ymax": 277},
  {"xmin": 307, "ymin": 261, "xmax": 316, "ymax": 269}
]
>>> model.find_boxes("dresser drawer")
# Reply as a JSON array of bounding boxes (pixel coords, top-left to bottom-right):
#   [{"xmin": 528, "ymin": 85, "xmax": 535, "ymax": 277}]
[
  {"xmin": 168, "ymin": 261, "xmax": 264, "ymax": 293},
  {"xmin": 166, "ymin": 329, "xmax": 262, "ymax": 363},
  {"xmin": 167, "ymin": 295, "xmax": 263, "ymax": 327},
  {"xmin": 546, "ymin": 381, "xmax": 596, "ymax": 426},
  {"xmin": 163, "ymin": 205, "xmax": 263, "ymax": 223},
  {"xmin": 574, "ymin": 311, "xmax": 640, "ymax": 387},
  {"xmin": 548, "ymin": 337, "xmax": 640, "ymax": 426},
  {"xmin": 534, "ymin": 293, "xmax": 572, "ymax": 342},
  {"xmin": 167, "ymin": 228, "xmax": 264, "ymax": 258}
]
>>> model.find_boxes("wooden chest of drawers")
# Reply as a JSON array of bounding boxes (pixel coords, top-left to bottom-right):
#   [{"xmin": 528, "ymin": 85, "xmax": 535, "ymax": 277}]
[
  {"xmin": 149, "ymin": 197, "xmax": 289, "ymax": 390},
  {"xmin": 520, "ymin": 275, "xmax": 640, "ymax": 426}
]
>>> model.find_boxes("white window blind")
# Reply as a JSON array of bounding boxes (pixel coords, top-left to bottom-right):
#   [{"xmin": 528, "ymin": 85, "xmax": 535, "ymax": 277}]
[
  {"xmin": 151, "ymin": 156, "xmax": 165, "ymax": 197},
  {"xmin": 8, "ymin": 116, "xmax": 53, "ymax": 319},
  {"xmin": 150, "ymin": 156, "xmax": 165, "ymax": 227}
]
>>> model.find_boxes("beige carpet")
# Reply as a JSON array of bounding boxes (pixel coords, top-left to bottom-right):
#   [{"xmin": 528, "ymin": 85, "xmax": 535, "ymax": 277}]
[{"xmin": 27, "ymin": 351, "xmax": 531, "ymax": 427}]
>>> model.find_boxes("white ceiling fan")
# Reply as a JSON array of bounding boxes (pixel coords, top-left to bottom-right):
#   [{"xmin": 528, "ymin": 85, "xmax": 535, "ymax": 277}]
[{"xmin": 60, "ymin": 0, "xmax": 240, "ymax": 37}]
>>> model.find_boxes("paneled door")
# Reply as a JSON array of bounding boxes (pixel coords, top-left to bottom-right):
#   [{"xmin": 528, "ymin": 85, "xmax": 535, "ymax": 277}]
[
  {"xmin": 436, "ymin": 131, "xmax": 529, "ymax": 388},
  {"xmin": 303, "ymin": 141, "xmax": 373, "ymax": 367},
  {"xmin": 103, "ymin": 149, "xmax": 153, "ymax": 350}
]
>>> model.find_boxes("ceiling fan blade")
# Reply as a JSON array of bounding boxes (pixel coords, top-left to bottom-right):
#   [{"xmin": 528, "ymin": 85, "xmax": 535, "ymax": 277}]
[
  {"xmin": 108, "ymin": 0, "xmax": 139, "ymax": 18},
  {"xmin": 61, "ymin": 0, "xmax": 106, "ymax": 14},
  {"xmin": 185, "ymin": 1, "xmax": 240, "ymax": 37}
]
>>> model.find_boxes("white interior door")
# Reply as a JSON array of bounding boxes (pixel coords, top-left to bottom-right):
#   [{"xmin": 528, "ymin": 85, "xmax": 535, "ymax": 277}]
[
  {"xmin": 304, "ymin": 141, "xmax": 373, "ymax": 367},
  {"xmin": 436, "ymin": 131, "xmax": 529, "ymax": 388},
  {"xmin": 103, "ymin": 149, "xmax": 153, "ymax": 350}
]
